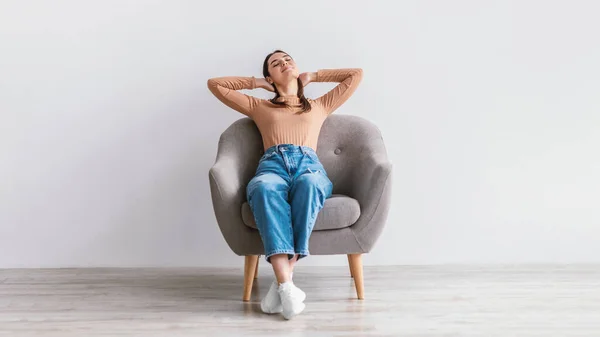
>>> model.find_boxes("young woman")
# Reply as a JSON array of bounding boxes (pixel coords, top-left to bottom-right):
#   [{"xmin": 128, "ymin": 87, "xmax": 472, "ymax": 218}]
[{"xmin": 207, "ymin": 50, "xmax": 363, "ymax": 319}]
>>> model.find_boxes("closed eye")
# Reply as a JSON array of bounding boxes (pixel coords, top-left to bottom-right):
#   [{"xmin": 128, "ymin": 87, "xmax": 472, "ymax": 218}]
[{"xmin": 273, "ymin": 58, "xmax": 292, "ymax": 68}]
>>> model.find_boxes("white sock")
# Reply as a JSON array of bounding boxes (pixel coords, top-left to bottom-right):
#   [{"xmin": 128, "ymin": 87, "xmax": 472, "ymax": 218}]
[
  {"xmin": 278, "ymin": 281, "xmax": 306, "ymax": 320},
  {"xmin": 260, "ymin": 280, "xmax": 282, "ymax": 314},
  {"xmin": 260, "ymin": 272, "xmax": 296, "ymax": 315}
]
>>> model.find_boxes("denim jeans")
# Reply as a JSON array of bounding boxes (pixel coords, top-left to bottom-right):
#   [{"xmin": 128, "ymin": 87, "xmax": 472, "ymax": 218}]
[{"xmin": 246, "ymin": 144, "xmax": 333, "ymax": 263}]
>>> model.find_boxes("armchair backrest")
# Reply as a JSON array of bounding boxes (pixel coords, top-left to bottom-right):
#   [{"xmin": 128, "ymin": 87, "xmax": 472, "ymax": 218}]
[{"xmin": 216, "ymin": 114, "xmax": 389, "ymax": 196}]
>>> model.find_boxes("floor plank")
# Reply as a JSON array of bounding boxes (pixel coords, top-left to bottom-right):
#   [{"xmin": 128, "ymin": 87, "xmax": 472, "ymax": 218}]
[{"xmin": 0, "ymin": 265, "xmax": 599, "ymax": 336}]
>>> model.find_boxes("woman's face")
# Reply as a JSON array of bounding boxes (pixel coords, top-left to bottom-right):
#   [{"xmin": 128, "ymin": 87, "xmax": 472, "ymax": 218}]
[{"xmin": 266, "ymin": 52, "xmax": 299, "ymax": 86}]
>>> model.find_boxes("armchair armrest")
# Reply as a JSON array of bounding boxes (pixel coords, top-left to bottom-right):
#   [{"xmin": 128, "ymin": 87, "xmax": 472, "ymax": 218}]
[
  {"xmin": 208, "ymin": 136, "xmax": 264, "ymax": 255},
  {"xmin": 209, "ymin": 155, "xmax": 245, "ymax": 206},
  {"xmin": 348, "ymin": 152, "xmax": 393, "ymax": 252}
]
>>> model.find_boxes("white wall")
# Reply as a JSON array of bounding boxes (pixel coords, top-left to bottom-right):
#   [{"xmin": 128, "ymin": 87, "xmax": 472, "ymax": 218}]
[{"xmin": 1, "ymin": 0, "xmax": 599, "ymax": 268}]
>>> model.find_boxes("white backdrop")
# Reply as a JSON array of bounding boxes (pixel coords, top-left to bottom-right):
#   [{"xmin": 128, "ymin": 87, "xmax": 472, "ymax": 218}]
[{"xmin": 1, "ymin": 0, "xmax": 599, "ymax": 267}]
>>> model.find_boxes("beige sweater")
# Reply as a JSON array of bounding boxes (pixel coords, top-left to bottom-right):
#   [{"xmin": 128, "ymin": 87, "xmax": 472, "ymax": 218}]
[{"xmin": 207, "ymin": 68, "xmax": 363, "ymax": 151}]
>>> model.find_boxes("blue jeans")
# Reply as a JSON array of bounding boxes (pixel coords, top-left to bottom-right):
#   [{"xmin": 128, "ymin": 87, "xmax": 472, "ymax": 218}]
[{"xmin": 246, "ymin": 144, "xmax": 333, "ymax": 263}]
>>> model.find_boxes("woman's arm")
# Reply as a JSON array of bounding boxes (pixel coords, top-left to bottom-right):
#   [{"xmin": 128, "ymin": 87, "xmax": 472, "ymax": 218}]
[
  {"xmin": 207, "ymin": 77, "xmax": 272, "ymax": 117},
  {"xmin": 308, "ymin": 68, "xmax": 363, "ymax": 115}
]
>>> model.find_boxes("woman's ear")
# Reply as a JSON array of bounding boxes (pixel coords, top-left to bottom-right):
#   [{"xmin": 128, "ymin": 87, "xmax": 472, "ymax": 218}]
[{"xmin": 266, "ymin": 77, "xmax": 273, "ymax": 84}]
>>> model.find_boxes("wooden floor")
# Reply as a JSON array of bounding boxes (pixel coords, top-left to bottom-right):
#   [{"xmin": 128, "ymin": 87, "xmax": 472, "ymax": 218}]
[{"xmin": 1, "ymin": 265, "xmax": 599, "ymax": 336}]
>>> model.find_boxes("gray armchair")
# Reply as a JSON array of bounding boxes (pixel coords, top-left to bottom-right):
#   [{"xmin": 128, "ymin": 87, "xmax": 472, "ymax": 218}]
[{"xmin": 208, "ymin": 114, "xmax": 392, "ymax": 301}]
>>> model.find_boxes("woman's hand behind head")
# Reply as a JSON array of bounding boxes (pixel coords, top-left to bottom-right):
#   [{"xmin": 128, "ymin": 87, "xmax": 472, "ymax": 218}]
[
  {"xmin": 256, "ymin": 78, "xmax": 275, "ymax": 92},
  {"xmin": 299, "ymin": 72, "xmax": 312, "ymax": 87}
]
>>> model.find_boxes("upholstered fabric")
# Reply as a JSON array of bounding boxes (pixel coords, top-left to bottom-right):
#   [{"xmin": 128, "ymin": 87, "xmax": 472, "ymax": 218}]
[{"xmin": 208, "ymin": 114, "xmax": 392, "ymax": 256}]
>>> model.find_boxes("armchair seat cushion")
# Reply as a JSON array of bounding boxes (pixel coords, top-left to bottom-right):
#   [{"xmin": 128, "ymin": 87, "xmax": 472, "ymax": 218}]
[{"xmin": 241, "ymin": 194, "xmax": 361, "ymax": 231}]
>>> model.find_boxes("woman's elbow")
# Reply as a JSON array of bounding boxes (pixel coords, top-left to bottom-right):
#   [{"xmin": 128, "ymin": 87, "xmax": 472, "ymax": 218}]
[
  {"xmin": 353, "ymin": 68, "xmax": 363, "ymax": 78},
  {"xmin": 207, "ymin": 78, "xmax": 217, "ymax": 89}
]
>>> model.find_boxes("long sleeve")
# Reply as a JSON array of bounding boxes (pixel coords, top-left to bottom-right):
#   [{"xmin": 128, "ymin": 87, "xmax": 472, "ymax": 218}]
[
  {"xmin": 207, "ymin": 76, "xmax": 262, "ymax": 117},
  {"xmin": 314, "ymin": 68, "xmax": 363, "ymax": 114}
]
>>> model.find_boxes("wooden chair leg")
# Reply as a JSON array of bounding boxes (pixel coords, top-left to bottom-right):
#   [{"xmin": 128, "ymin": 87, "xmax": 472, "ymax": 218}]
[
  {"xmin": 347, "ymin": 254, "xmax": 354, "ymax": 278},
  {"xmin": 243, "ymin": 255, "xmax": 259, "ymax": 302},
  {"xmin": 348, "ymin": 254, "xmax": 364, "ymax": 300},
  {"xmin": 254, "ymin": 256, "xmax": 259, "ymax": 279}
]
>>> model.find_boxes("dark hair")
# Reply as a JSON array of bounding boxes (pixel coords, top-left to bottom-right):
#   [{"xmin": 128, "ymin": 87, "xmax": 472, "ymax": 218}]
[{"xmin": 262, "ymin": 49, "xmax": 311, "ymax": 113}]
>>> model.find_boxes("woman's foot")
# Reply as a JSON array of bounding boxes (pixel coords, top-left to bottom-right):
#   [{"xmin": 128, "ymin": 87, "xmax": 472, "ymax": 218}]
[
  {"xmin": 278, "ymin": 281, "xmax": 306, "ymax": 319},
  {"xmin": 260, "ymin": 280, "xmax": 283, "ymax": 314},
  {"xmin": 260, "ymin": 273, "xmax": 297, "ymax": 314}
]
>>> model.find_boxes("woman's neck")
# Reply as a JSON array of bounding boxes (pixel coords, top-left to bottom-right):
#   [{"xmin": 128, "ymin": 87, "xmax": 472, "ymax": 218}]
[{"xmin": 276, "ymin": 80, "xmax": 299, "ymax": 97}]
